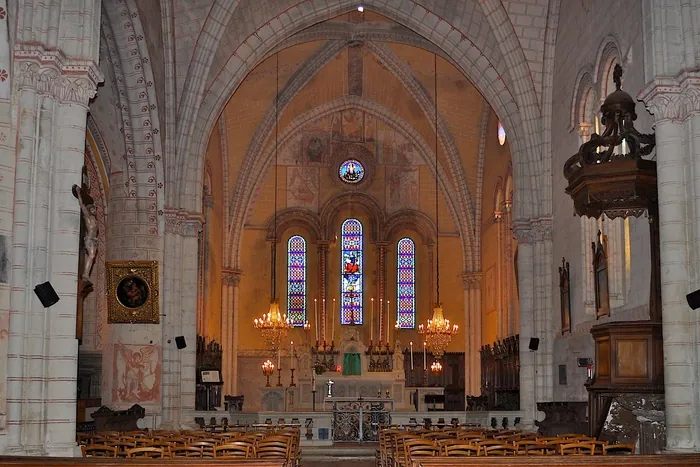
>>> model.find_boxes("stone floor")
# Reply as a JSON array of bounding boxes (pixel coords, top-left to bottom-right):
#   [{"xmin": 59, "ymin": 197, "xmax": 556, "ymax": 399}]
[{"xmin": 302, "ymin": 443, "xmax": 376, "ymax": 467}]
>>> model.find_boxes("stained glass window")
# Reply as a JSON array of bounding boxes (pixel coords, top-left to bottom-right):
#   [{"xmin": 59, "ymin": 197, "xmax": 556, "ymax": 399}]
[
  {"xmin": 339, "ymin": 159, "xmax": 365, "ymax": 184},
  {"xmin": 497, "ymin": 121, "xmax": 507, "ymax": 146},
  {"xmin": 341, "ymin": 219, "xmax": 363, "ymax": 324},
  {"xmin": 287, "ymin": 235, "xmax": 307, "ymax": 327},
  {"xmin": 397, "ymin": 237, "xmax": 416, "ymax": 329}
]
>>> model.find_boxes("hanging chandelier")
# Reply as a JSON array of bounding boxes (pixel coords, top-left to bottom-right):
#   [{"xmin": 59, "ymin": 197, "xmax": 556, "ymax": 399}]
[
  {"xmin": 254, "ymin": 52, "xmax": 290, "ymax": 351},
  {"xmin": 418, "ymin": 54, "xmax": 458, "ymax": 358}
]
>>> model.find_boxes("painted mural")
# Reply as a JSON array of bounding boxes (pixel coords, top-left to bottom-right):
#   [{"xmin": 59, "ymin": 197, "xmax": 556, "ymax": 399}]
[
  {"xmin": 386, "ymin": 166, "xmax": 419, "ymax": 212},
  {"xmin": 287, "ymin": 167, "xmax": 319, "ymax": 210},
  {"xmin": 112, "ymin": 342, "xmax": 162, "ymax": 403}
]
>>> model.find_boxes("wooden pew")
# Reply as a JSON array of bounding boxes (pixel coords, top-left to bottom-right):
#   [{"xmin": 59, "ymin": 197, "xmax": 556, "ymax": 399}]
[
  {"xmin": 412, "ymin": 455, "xmax": 700, "ymax": 467},
  {"xmin": 0, "ymin": 458, "xmax": 285, "ymax": 467}
]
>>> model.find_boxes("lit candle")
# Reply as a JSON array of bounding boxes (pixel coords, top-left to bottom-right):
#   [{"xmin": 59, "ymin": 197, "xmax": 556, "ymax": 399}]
[
  {"xmin": 370, "ymin": 298, "xmax": 374, "ymax": 343},
  {"xmin": 332, "ymin": 298, "xmax": 336, "ymax": 343},
  {"xmin": 423, "ymin": 341, "xmax": 427, "ymax": 370},
  {"xmin": 314, "ymin": 299, "xmax": 318, "ymax": 342},
  {"xmin": 386, "ymin": 300, "xmax": 391, "ymax": 344},
  {"xmin": 410, "ymin": 342, "xmax": 414, "ymax": 370},
  {"xmin": 323, "ymin": 298, "xmax": 326, "ymax": 343},
  {"xmin": 278, "ymin": 348, "xmax": 281, "ymax": 368},
  {"xmin": 290, "ymin": 341, "xmax": 294, "ymax": 370}
]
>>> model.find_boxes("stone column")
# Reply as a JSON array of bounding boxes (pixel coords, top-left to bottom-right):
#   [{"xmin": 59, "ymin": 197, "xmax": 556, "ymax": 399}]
[
  {"xmin": 462, "ymin": 272, "xmax": 482, "ymax": 396},
  {"xmin": 161, "ymin": 212, "xmax": 201, "ymax": 428},
  {"xmin": 494, "ymin": 211, "xmax": 504, "ymax": 339},
  {"xmin": 6, "ymin": 57, "xmax": 100, "ymax": 455},
  {"xmin": 317, "ymin": 242, "xmax": 329, "ymax": 342},
  {"xmin": 221, "ymin": 268, "xmax": 241, "ymax": 397},
  {"xmin": 376, "ymin": 242, "xmax": 388, "ymax": 341},
  {"xmin": 503, "ymin": 202, "xmax": 514, "ymax": 335}
]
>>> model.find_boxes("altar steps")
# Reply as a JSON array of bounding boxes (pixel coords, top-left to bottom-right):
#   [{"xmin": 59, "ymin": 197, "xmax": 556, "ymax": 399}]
[{"xmin": 302, "ymin": 444, "xmax": 377, "ymax": 467}]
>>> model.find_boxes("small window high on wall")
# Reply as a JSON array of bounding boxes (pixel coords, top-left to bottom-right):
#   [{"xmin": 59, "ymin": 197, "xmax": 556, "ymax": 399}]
[
  {"xmin": 497, "ymin": 121, "xmax": 507, "ymax": 146},
  {"xmin": 341, "ymin": 219, "xmax": 363, "ymax": 324},
  {"xmin": 397, "ymin": 237, "xmax": 416, "ymax": 329},
  {"xmin": 287, "ymin": 235, "xmax": 307, "ymax": 326}
]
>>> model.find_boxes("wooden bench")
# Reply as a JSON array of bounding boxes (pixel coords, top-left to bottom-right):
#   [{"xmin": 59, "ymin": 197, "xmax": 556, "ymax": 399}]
[
  {"xmin": 412, "ymin": 455, "xmax": 700, "ymax": 467},
  {"xmin": 0, "ymin": 458, "xmax": 285, "ymax": 467}
]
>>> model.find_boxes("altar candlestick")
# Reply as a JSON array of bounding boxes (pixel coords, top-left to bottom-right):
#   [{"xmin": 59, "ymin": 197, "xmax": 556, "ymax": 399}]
[
  {"xmin": 332, "ymin": 298, "xmax": 336, "ymax": 344},
  {"xmin": 423, "ymin": 342, "xmax": 427, "ymax": 369},
  {"xmin": 290, "ymin": 341, "xmax": 294, "ymax": 370},
  {"xmin": 278, "ymin": 349, "xmax": 281, "ymax": 368},
  {"xmin": 370, "ymin": 298, "xmax": 374, "ymax": 343},
  {"xmin": 410, "ymin": 342, "xmax": 414, "ymax": 370},
  {"xmin": 314, "ymin": 299, "xmax": 318, "ymax": 342},
  {"xmin": 323, "ymin": 298, "xmax": 326, "ymax": 342},
  {"xmin": 386, "ymin": 301, "xmax": 391, "ymax": 344}
]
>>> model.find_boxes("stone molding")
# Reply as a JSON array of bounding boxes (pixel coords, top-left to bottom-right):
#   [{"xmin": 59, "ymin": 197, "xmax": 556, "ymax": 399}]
[
  {"xmin": 163, "ymin": 209, "xmax": 204, "ymax": 236},
  {"xmin": 512, "ymin": 216, "xmax": 553, "ymax": 244},
  {"xmin": 14, "ymin": 49, "xmax": 102, "ymax": 106},
  {"xmin": 639, "ymin": 70, "xmax": 700, "ymax": 122}
]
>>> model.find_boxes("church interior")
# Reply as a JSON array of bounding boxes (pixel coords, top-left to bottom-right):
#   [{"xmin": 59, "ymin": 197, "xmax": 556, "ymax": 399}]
[{"xmin": 1, "ymin": 0, "xmax": 700, "ymax": 464}]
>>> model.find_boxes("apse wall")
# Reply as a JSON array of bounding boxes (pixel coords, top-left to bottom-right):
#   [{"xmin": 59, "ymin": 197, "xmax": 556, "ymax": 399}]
[{"xmin": 550, "ymin": 1, "xmax": 652, "ymax": 401}]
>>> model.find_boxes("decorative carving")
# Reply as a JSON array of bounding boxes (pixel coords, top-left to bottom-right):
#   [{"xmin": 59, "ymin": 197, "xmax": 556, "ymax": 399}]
[
  {"xmin": 14, "ymin": 51, "xmax": 102, "ymax": 106},
  {"xmin": 559, "ymin": 257, "xmax": 571, "ymax": 334},
  {"xmin": 592, "ymin": 232, "xmax": 610, "ymax": 319},
  {"xmin": 639, "ymin": 70, "xmax": 700, "ymax": 122},
  {"xmin": 222, "ymin": 269, "xmax": 242, "ymax": 286},
  {"xmin": 462, "ymin": 272, "xmax": 482, "ymax": 290},
  {"xmin": 183, "ymin": 220, "xmax": 203, "ymax": 238},
  {"xmin": 106, "ymin": 261, "xmax": 159, "ymax": 324}
]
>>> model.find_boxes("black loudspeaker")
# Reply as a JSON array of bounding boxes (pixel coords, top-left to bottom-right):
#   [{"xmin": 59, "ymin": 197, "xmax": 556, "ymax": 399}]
[
  {"xmin": 528, "ymin": 337, "xmax": 540, "ymax": 351},
  {"xmin": 34, "ymin": 282, "xmax": 59, "ymax": 308},
  {"xmin": 175, "ymin": 336, "xmax": 187, "ymax": 349},
  {"xmin": 687, "ymin": 289, "xmax": 700, "ymax": 310}
]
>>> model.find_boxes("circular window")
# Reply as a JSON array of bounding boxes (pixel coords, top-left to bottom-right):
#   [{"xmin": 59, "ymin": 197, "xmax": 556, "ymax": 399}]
[
  {"xmin": 338, "ymin": 159, "xmax": 365, "ymax": 184},
  {"xmin": 497, "ymin": 121, "xmax": 507, "ymax": 146}
]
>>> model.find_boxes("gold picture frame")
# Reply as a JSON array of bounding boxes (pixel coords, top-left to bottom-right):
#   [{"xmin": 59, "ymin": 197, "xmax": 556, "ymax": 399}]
[{"xmin": 106, "ymin": 260, "xmax": 159, "ymax": 324}]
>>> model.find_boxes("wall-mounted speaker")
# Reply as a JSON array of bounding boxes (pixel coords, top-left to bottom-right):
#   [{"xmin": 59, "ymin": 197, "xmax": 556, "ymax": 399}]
[
  {"xmin": 687, "ymin": 289, "xmax": 700, "ymax": 310},
  {"xmin": 528, "ymin": 337, "xmax": 540, "ymax": 351},
  {"xmin": 175, "ymin": 336, "xmax": 186, "ymax": 349},
  {"xmin": 34, "ymin": 282, "xmax": 59, "ymax": 308}
]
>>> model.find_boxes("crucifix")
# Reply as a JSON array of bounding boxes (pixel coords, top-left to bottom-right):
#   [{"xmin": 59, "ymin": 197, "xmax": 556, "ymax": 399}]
[{"xmin": 326, "ymin": 379, "xmax": 335, "ymax": 398}]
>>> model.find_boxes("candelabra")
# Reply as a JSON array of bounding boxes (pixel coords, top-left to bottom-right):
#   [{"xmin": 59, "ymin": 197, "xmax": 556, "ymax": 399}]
[
  {"xmin": 418, "ymin": 306, "xmax": 459, "ymax": 357},
  {"xmin": 431, "ymin": 360, "xmax": 443, "ymax": 376},
  {"xmin": 262, "ymin": 359, "xmax": 275, "ymax": 387},
  {"xmin": 253, "ymin": 301, "xmax": 291, "ymax": 351}
]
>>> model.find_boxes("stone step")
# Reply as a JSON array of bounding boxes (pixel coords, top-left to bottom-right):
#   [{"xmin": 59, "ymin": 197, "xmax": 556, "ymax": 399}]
[{"xmin": 302, "ymin": 444, "xmax": 378, "ymax": 462}]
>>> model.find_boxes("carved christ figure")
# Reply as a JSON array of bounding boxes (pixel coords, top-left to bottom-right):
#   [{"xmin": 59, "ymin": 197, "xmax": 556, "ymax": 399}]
[{"xmin": 73, "ymin": 185, "xmax": 98, "ymax": 283}]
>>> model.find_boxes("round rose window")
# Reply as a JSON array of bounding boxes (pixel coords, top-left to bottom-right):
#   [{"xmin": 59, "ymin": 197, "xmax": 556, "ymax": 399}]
[{"xmin": 338, "ymin": 159, "xmax": 365, "ymax": 184}]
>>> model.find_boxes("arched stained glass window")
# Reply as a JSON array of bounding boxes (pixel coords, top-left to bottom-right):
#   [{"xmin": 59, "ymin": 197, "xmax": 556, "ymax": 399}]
[
  {"xmin": 397, "ymin": 238, "xmax": 416, "ymax": 329},
  {"xmin": 341, "ymin": 219, "xmax": 363, "ymax": 324},
  {"xmin": 287, "ymin": 235, "xmax": 307, "ymax": 327}
]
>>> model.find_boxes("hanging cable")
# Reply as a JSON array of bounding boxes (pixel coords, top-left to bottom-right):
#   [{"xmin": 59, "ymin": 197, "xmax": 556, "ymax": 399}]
[
  {"xmin": 434, "ymin": 53, "xmax": 440, "ymax": 306},
  {"xmin": 272, "ymin": 52, "xmax": 280, "ymax": 301}
]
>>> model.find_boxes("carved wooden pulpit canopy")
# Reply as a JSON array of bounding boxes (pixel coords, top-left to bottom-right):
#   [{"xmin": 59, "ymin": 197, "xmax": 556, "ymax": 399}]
[{"xmin": 563, "ymin": 64, "xmax": 661, "ymax": 321}]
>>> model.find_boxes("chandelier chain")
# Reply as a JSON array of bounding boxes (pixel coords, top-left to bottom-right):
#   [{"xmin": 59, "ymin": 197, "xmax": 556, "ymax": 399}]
[
  {"xmin": 272, "ymin": 52, "xmax": 279, "ymax": 301},
  {"xmin": 434, "ymin": 53, "xmax": 440, "ymax": 306}
]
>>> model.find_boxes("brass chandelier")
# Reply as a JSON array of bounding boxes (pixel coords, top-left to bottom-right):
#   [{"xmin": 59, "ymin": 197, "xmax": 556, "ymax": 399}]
[
  {"xmin": 253, "ymin": 52, "xmax": 290, "ymax": 351},
  {"xmin": 418, "ymin": 54, "xmax": 458, "ymax": 358}
]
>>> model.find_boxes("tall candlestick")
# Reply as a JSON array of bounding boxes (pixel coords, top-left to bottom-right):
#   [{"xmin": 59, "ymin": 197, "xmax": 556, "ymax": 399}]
[
  {"xmin": 371, "ymin": 298, "xmax": 374, "ymax": 343},
  {"xmin": 410, "ymin": 342, "xmax": 414, "ymax": 370},
  {"xmin": 332, "ymin": 298, "xmax": 336, "ymax": 343},
  {"xmin": 314, "ymin": 299, "xmax": 318, "ymax": 342},
  {"xmin": 423, "ymin": 341, "xmax": 427, "ymax": 369},
  {"xmin": 278, "ymin": 349, "xmax": 281, "ymax": 369},
  {"xmin": 386, "ymin": 300, "xmax": 391, "ymax": 344},
  {"xmin": 290, "ymin": 341, "xmax": 295, "ymax": 370},
  {"xmin": 323, "ymin": 298, "xmax": 326, "ymax": 342}
]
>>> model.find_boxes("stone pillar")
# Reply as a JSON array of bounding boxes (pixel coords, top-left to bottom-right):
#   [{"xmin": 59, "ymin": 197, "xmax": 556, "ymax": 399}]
[
  {"xmin": 161, "ymin": 212, "xmax": 201, "ymax": 428},
  {"xmin": 462, "ymin": 272, "xmax": 482, "ymax": 396},
  {"xmin": 6, "ymin": 56, "xmax": 100, "ymax": 455},
  {"xmin": 513, "ymin": 217, "xmax": 554, "ymax": 430},
  {"xmin": 640, "ymin": 80, "xmax": 700, "ymax": 451},
  {"xmin": 494, "ymin": 211, "xmax": 504, "ymax": 339},
  {"xmin": 376, "ymin": 242, "xmax": 387, "ymax": 340},
  {"xmin": 221, "ymin": 268, "xmax": 241, "ymax": 397},
  {"xmin": 504, "ymin": 203, "xmax": 514, "ymax": 336},
  {"xmin": 317, "ymin": 242, "xmax": 329, "ymax": 342}
]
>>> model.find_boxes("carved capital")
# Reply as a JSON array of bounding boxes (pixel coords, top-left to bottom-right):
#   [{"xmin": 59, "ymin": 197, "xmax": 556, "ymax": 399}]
[
  {"xmin": 462, "ymin": 272, "xmax": 482, "ymax": 290},
  {"xmin": 512, "ymin": 223, "xmax": 534, "ymax": 245},
  {"xmin": 164, "ymin": 215, "xmax": 184, "ymax": 235},
  {"xmin": 183, "ymin": 220, "xmax": 203, "ymax": 238},
  {"xmin": 577, "ymin": 122, "xmax": 593, "ymax": 139},
  {"xmin": 512, "ymin": 217, "xmax": 552, "ymax": 244},
  {"xmin": 531, "ymin": 216, "xmax": 553, "ymax": 242},
  {"xmin": 14, "ymin": 49, "xmax": 103, "ymax": 106},
  {"xmin": 639, "ymin": 71, "xmax": 700, "ymax": 122},
  {"xmin": 222, "ymin": 269, "xmax": 242, "ymax": 286}
]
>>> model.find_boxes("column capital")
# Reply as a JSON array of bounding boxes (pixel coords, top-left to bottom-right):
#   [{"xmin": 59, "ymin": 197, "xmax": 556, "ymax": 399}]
[
  {"xmin": 512, "ymin": 216, "xmax": 552, "ymax": 244},
  {"xmin": 462, "ymin": 272, "xmax": 482, "ymax": 289},
  {"xmin": 222, "ymin": 269, "xmax": 242, "ymax": 286},
  {"xmin": 14, "ymin": 48, "xmax": 103, "ymax": 107},
  {"xmin": 375, "ymin": 241, "xmax": 389, "ymax": 248},
  {"xmin": 577, "ymin": 122, "xmax": 593, "ymax": 139},
  {"xmin": 317, "ymin": 240, "xmax": 331, "ymax": 249},
  {"xmin": 638, "ymin": 70, "xmax": 700, "ymax": 122},
  {"xmin": 163, "ymin": 208, "xmax": 203, "ymax": 236}
]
